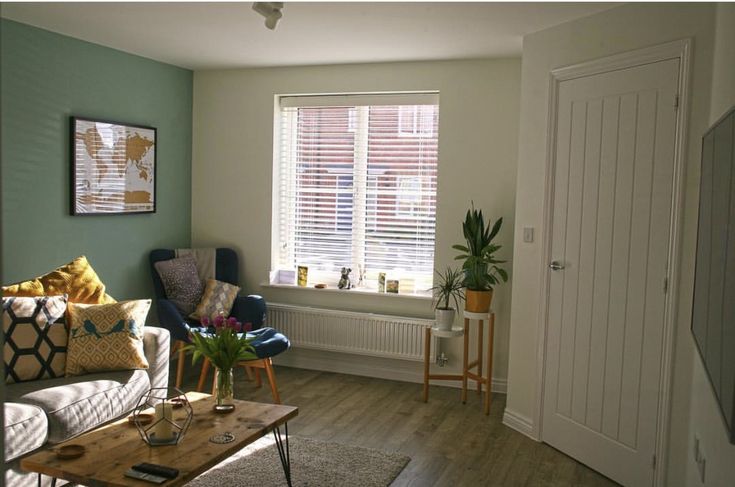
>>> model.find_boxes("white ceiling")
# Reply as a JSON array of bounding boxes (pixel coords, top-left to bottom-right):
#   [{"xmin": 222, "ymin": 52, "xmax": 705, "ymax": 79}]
[{"xmin": 0, "ymin": 2, "xmax": 619, "ymax": 70}]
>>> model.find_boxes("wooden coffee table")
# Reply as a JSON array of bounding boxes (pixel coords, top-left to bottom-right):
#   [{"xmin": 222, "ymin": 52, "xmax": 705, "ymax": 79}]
[{"xmin": 21, "ymin": 392, "xmax": 298, "ymax": 486}]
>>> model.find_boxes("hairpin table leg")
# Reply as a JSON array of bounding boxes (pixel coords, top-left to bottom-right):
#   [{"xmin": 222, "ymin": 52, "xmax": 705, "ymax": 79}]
[
  {"xmin": 37, "ymin": 474, "xmax": 56, "ymax": 487},
  {"xmin": 273, "ymin": 423, "xmax": 292, "ymax": 487}
]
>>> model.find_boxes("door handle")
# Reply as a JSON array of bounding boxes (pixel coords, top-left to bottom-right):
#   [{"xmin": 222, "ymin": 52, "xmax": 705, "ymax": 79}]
[{"xmin": 549, "ymin": 261, "xmax": 565, "ymax": 271}]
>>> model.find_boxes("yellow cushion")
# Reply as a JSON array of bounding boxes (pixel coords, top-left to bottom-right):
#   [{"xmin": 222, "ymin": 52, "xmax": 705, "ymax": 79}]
[
  {"xmin": 1, "ymin": 256, "xmax": 116, "ymax": 304},
  {"xmin": 65, "ymin": 300, "xmax": 150, "ymax": 376}
]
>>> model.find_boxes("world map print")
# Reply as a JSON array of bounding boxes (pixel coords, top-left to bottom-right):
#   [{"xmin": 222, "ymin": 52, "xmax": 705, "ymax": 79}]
[{"xmin": 73, "ymin": 118, "xmax": 156, "ymax": 214}]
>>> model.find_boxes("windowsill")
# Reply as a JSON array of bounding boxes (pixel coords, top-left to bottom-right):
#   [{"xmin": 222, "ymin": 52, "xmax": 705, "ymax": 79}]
[{"xmin": 260, "ymin": 282, "xmax": 433, "ymax": 301}]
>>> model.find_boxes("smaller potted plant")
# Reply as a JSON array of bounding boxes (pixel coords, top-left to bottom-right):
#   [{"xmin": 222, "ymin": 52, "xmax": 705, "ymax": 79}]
[
  {"xmin": 186, "ymin": 314, "xmax": 257, "ymax": 412},
  {"xmin": 429, "ymin": 267, "xmax": 465, "ymax": 330}
]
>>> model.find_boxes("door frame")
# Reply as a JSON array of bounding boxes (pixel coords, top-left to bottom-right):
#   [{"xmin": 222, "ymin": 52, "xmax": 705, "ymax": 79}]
[{"xmin": 534, "ymin": 39, "xmax": 691, "ymax": 486}]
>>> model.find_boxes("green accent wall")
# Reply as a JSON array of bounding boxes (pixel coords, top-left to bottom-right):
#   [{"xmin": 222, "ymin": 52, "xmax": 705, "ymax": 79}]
[{"xmin": 0, "ymin": 19, "xmax": 192, "ymax": 302}]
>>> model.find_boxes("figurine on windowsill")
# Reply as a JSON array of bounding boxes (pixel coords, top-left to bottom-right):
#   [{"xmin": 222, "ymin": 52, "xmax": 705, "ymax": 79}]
[{"xmin": 338, "ymin": 267, "xmax": 352, "ymax": 289}]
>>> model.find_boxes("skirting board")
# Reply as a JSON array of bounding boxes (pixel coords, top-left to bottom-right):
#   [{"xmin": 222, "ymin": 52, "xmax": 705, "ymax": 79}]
[
  {"xmin": 502, "ymin": 408, "xmax": 538, "ymax": 440},
  {"xmin": 273, "ymin": 347, "xmax": 507, "ymax": 394}
]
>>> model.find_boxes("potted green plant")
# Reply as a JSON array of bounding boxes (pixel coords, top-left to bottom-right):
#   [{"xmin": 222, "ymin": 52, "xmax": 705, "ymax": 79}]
[
  {"xmin": 186, "ymin": 315, "xmax": 257, "ymax": 412},
  {"xmin": 452, "ymin": 204, "xmax": 508, "ymax": 313},
  {"xmin": 429, "ymin": 267, "xmax": 465, "ymax": 330}
]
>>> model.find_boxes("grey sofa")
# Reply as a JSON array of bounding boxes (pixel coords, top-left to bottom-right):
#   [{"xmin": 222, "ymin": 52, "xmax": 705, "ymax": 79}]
[{"xmin": 3, "ymin": 326, "xmax": 170, "ymax": 486}]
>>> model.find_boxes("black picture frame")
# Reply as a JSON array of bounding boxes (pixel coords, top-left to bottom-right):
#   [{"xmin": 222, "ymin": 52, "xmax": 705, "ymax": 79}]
[{"xmin": 70, "ymin": 116, "xmax": 157, "ymax": 215}]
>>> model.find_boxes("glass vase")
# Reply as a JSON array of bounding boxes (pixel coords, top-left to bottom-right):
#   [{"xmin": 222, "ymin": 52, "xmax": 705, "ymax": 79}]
[{"xmin": 213, "ymin": 367, "xmax": 235, "ymax": 413}]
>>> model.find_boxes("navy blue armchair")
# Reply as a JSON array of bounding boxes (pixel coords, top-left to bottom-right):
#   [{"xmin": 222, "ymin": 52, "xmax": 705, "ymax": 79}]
[{"xmin": 149, "ymin": 248, "xmax": 289, "ymax": 403}]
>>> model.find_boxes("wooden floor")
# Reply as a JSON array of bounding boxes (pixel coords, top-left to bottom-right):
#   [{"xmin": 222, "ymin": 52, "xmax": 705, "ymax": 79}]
[{"xmin": 175, "ymin": 360, "xmax": 618, "ymax": 487}]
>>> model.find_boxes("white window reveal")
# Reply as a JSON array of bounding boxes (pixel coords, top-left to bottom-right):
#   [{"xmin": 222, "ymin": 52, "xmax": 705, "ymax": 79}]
[{"xmin": 272, "ymin": 92, "xmax": 440, "ymax": 293}]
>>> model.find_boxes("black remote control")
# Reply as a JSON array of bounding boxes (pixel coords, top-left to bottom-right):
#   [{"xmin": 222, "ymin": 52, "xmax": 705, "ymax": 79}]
[{"xmin": 132, "ymin": 463, "xmax": 179, "ymax": 479}]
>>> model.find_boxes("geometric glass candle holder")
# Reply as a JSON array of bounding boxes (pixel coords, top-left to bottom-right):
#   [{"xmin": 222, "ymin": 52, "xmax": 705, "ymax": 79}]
[{"xmin": 132, "ymin": 387, "xmax": 193, "ymax": 446}]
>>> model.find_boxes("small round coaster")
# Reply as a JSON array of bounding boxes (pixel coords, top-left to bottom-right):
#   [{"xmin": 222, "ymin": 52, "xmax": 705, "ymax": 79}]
[
  {"xmin": 56, "ymin": 444, "xmax": 85, "ymax": 460},
  {"xmin": 209, "ymin": 432, "xmax": 235, "ymax": 444}
]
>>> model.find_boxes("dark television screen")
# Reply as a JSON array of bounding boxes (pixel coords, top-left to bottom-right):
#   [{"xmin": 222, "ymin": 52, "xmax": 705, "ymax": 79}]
[{"xmin": 692, "ymin": 105, "xmax": 735, "ymax": 444}]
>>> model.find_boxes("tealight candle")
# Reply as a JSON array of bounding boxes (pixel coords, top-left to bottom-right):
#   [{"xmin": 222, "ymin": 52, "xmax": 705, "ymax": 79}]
[{"xmin": 153, "ymin": 402, "xmax": 174, "ymax": 441}]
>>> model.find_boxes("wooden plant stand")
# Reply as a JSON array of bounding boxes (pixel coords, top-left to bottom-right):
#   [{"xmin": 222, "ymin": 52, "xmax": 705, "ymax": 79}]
[{"xmin": 423, "ymin": 310, "xmax": 496, "ymax": 415}]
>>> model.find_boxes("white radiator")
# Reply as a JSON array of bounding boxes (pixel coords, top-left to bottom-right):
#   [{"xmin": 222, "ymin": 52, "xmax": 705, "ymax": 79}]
[{"xmin": 267, "ymin": 303, "xmax": 435, "ymax": 362}]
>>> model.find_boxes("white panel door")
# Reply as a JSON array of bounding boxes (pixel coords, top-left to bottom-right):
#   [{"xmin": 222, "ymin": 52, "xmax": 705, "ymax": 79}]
[{"xmin": 542, "ymin": 58, "xmax": 679, "ymax": 487}]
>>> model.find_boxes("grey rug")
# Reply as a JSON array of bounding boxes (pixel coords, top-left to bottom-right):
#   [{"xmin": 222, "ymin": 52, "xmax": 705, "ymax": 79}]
[{"xmin": 189, "ymin": 435, "xmax": 410, "ymax": 487}]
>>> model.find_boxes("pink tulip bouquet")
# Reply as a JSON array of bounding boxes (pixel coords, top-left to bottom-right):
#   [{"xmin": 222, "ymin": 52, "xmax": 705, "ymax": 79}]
[{"xmin": 186, "ymin": 315, "xmax": 256, "ymax": 371}]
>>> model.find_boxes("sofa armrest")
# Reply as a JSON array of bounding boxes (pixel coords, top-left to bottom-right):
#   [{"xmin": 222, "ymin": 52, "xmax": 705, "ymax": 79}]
[
  {"xmin": 143, "ymin": 326, "xmax": 170, "ymax": 390},
  {"xmin": 230, "ymin": 294, "xmax": 267, "ymax": 329}
]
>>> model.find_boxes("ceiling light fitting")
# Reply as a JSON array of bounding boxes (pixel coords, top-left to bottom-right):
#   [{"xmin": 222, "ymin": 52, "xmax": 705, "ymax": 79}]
[{"xmin": 252, "ymin": 2, "xmax": 283, "ymax": 30}]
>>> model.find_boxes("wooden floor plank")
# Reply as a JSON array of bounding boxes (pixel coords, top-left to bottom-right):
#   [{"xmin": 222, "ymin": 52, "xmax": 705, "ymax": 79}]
[{"xmin": 174, "ymin": 358, "xmax": 619, "ymax": 486}]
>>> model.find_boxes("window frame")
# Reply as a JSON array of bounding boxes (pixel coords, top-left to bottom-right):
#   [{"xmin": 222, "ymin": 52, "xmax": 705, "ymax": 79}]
[{"xmin": 271, "ymin": 92, "xmax": 440, "ymax": 292}]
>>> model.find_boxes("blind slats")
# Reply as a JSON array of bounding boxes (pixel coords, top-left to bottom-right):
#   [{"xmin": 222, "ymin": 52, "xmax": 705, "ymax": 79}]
[{"xmin": 276, "ymin": 96, "xmax": 439, "ymax": 287}]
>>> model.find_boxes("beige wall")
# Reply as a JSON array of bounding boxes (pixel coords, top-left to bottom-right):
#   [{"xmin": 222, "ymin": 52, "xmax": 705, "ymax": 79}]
[
  {"xmin": 686, "ymin": 4, "xmax": 735, "ymax": 486},
  {"xmin": 505, "ymin": 2, "xmax": 716, "ymax": 484},
  {"xmin": 192, "ymin": 59, "xmax": 521, "ymax": 381}
]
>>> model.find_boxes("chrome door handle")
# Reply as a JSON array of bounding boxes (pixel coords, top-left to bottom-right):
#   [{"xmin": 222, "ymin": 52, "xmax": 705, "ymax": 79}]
[{"xmin": 549, "ymin": 261, "xmax": 565, "ymax": 271}]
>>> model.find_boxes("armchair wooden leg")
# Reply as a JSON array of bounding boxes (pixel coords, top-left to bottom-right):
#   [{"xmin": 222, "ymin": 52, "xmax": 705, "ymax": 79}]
[
  {"xmin": 197, "ymin": 358, "xmax": 211, "ymax": 392},
  {"xmin": 244, "ymin": 365, "xmax": 255, "ymax": 382},
  {"xmin": 170, "ymin": 340, "xmax": 180, "ymax": 359},
  {"xmin": 176, "ymin": 343, "xmax": 186, "ymax": 389},
  {"xmin": 254, "ymin": 368, "xmax": 262, "ymax": 388},
  {"xmin": 263, "ymin": 358, "xmax": 281, "ymax": 404}
]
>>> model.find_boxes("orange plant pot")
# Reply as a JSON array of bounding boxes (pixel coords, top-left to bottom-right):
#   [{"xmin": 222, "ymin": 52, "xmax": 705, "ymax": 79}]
[{"xmin": 465, "ymin": 289, "xmax": 493, "ymax": 313}]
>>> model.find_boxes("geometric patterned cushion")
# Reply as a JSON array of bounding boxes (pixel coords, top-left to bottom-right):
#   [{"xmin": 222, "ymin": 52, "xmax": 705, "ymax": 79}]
[
  {"xmin": 2, "ymin": 295, "xmax": 68, "ymax": 384},
  {"xmin": 154, "ymin": 255, "xmax": 204, "ymax": 316},
  {"xmin": 189, "ymin": 279, "xmax": 241, "ymax": 321},
  {"xmin": 65, "ymin": 300, "xmax": 150, "ymax": 376},
  {"xmin": 1, "ymin": 255, "xmax": 116, "ymax": 304}
]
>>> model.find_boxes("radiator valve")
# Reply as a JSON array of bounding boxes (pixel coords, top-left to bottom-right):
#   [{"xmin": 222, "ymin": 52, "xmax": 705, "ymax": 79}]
[{"xmin": 436, "ymin": 352, "xmax": 448, "ymax": 367}]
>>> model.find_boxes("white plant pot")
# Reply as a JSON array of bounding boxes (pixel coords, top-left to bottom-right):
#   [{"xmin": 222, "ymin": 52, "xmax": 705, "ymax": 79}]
[{"xmin": 435, "ymin": 308, "xmax": 456, "ymax": 331}]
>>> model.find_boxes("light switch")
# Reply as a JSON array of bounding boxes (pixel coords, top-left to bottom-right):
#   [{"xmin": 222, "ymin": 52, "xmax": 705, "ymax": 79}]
[{"xmin": 523, "ymin": 227, "xmax": 534, "ymax": 243}]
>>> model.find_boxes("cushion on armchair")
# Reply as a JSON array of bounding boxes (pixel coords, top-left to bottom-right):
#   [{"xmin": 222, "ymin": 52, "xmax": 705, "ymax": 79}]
[
  {"xmin": 189, "ymin": 279, "xmax": 240, "ymax": 321},
  {"xmin": 153, "ymin": 255, "xmax": 204, "ymax": 315}
]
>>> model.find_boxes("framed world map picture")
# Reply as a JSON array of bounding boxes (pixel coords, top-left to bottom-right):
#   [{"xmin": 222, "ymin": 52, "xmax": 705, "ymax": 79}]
[{"xmin": 71, "ymin": 117, "xmax": 156, "ymax": 215}]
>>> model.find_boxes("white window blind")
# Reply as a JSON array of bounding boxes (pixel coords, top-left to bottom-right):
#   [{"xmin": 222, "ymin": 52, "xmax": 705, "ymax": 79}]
[{"xmin": 274, "ymin": 93, "xmax": 439, "ymax": 291}]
